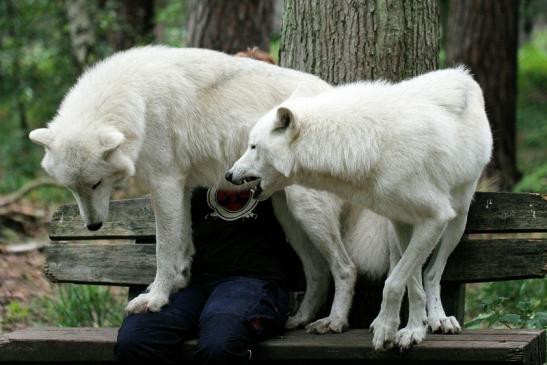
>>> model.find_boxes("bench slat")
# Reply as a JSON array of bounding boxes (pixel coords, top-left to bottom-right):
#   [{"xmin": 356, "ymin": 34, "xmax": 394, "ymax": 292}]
[
  {"xmin": 49, "ymin": 198, "xmax": 155, "ymax": 241},
  {"xmin": 467, "ymin": 192, "xmax": 547, "ymax": 233},
  {"xmin": 44, "ymin": 239, "xmax": 547, "ymax": 286},
  {"xmin": 48, "ymin": 192, "xmax": 547, "ymax": 240},
  {"xmin": 1, "ymin": 328, "xmax": 544, "ymax": 363}
]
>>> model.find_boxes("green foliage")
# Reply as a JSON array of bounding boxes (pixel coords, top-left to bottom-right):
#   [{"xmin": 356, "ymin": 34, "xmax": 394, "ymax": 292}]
[
  {"xmin": 515, "ymin": 29, "xmax": 547, "ymax": 193},
  {"xmin": 155, "ymin": 0, "xmax": 188, "ymax": 46},
  {"xmin": 465, "ymin": 279, "xmax": 547, "ymax": 329},
  {"xmin": 32, "ymin": 284, "xmax": 126, "ymax": 328},
  {"xmin": 269, "ymin": 38, "xmax": 280, "ymax": 64},
  {"xmin": 2, "ymin": 301, "xmax": 31, "ymax": 330},
  {"xmin": 0, "ymin": 0, "xmax": 79, "ymax": 197}
]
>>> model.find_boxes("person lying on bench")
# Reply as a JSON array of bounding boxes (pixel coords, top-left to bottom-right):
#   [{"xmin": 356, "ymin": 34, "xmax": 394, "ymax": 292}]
[{"xmin": 115, "ymin": 186, "xmax": 298, "ymax": 364}]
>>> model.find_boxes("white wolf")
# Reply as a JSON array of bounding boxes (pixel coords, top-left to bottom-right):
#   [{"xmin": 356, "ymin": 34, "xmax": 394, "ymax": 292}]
[
  {"xmin": 28, "ymin": 46, "xmax": 392, "ymax": 334},
  {"xmin": 227, "ymin": 67, "xmax": 493, "ymax": 350}
]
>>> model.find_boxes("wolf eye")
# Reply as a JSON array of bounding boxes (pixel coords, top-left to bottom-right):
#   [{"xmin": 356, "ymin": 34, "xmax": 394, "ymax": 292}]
[
  {"xmin": 92, "ymin": 180, "xmax": 102, "ymax": 190},
  {"xmin": 250, "ymin": 144, "xmax": 256, "ymax": 150}
]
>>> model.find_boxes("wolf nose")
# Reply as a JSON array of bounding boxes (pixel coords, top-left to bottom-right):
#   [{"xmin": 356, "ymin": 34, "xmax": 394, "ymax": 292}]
[
  {"xmin": 87, "ymin": 222, "xmax": 103, "ymax": 231},
  {"xmin": 225, "ymin": 171, "xmax": 233, "ymax": 183}
]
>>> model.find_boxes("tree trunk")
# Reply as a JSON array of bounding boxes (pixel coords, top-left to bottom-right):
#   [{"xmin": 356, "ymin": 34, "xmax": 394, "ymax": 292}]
[
  {"xmin": 186, "ymin": 0, "xmax": 274, "ymax": 54},
  {"xmin": 65, "ymin": 0, "xmax": 96, "ymax": 67},
  {"xmin": 446, "ymin": 0, "xmax": 520, "ymax": 191},
  {"xmin": 280, "ymin": 0, "xmax": 439, "ymax": 84}
]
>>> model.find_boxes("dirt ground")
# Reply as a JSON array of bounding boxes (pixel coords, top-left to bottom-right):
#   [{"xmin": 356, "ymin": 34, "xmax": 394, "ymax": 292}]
[
  {"xmin": 0, "ymin": 197, "xmax": 56, "ymax": 333},
  {"xmin": 0, "ymin": 249, "xmax": 52, "ymax": 332}
]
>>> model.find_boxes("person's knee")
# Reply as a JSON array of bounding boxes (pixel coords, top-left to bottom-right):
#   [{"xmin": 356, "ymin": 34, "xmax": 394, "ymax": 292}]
[
  {"xmin": 195, "ymin": 314, "xmax": 253, "ymax": 363},
  {"xmin": 115, "ymin": 317, "xmax": 178, "ymax": 364},
  {"xmin": 115, "ymin": 327, "xmax": 148, "ymax": 362}
]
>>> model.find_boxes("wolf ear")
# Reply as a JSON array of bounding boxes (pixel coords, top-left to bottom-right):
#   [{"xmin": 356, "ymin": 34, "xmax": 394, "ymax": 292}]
[
  {"xmin": 274, "ymin": 107, "xmax": 296, "ymax": 131},
  {"xmin": 99, "ymin": 130, "xmax": 125, "ymax": 160},
  {"xmin": 29, "ymin": 128, "xmax": 54, "ymax": 149}
]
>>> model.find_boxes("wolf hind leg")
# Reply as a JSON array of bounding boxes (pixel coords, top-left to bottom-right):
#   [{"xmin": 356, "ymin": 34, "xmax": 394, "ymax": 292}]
[
  {"xmin": 423, "ymin": 181, "xmax": 478, "ymax": 334},
  {"xmin": 387, "ymin": 222, "xmax": 428, "ymax": 350}
]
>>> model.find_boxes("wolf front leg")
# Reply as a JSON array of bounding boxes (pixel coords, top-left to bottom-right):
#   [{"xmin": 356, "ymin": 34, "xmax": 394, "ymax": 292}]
[
  {"xmin": 125, "ymin": 177, "xmax": 193, "ymax": 314},
  {"xmin": 271, "ymin": 190, "xmax": 331, "ymax": 329},
  {"xmin": 371, "ymin": 218, "xmax": 448, "ymax": 351}
]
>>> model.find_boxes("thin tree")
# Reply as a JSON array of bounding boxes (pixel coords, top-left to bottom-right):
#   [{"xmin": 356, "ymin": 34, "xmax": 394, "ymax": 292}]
[
  {"xmin": 446, "ymin": 0, "xmax": 521, "ymax": 191},
  {"xmin": 186, "ymin": 0, "xmax": 274, "ymax": 53},
  {"xmin": 65, "ymin": 0, "xmax": 96, "ymax": 67}
]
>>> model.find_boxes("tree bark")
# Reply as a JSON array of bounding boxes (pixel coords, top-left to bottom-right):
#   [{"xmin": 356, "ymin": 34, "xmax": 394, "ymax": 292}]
[
  {"xmin": 186, "ymin": 0, "xmax": 274, "ymax": 54},
  {"xmin": 65, "ymin": 0, "xmax": 96, "ymax": 67},
  {"xmin": 280, "ymin": 0, "xmax": 440, "ymax": 84},
  {"xmin": 446, "ymin": 0, "xmax": 520, "ymax": 191}
]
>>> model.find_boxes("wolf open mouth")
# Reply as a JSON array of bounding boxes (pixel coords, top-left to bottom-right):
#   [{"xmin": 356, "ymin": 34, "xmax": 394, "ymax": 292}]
[{"xmin": 250, "ymin": 179, "xmax": 263, "ymax": 199}]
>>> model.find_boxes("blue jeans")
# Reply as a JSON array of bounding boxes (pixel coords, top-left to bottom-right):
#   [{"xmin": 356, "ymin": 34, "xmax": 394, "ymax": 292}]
[{"xmin": 115, "ymin": 276, "xmax": 289, "ymax": 364}]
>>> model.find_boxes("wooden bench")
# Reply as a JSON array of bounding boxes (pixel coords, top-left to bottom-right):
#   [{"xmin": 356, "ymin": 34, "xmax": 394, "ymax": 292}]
[{"xmin": 1, "ymin": 192, "xmax": 546, "ymax": 363}]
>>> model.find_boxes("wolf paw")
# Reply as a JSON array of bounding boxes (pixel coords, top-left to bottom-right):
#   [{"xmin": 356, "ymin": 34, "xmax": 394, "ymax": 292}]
[
  {"xmin": 285, "ymin": 314, "xmax": 312, "ymax": 329},
  {"xmin": 370, "ymin": 316, "xmax": 398, "ymax": 351},
  {"xmin": 428, "ymin": 315, "xmax": 461, "ymax": 334},
  {"xmin": 125, "ymin": 292, "xmax": 169, "ymax": 314},
  {"xmin": 396, "ymin": 323, "xmax": 427, "ymax": 350},
  {"xmin": 305, "ymin": 316, "xmax": 348, "ymax": 334}
]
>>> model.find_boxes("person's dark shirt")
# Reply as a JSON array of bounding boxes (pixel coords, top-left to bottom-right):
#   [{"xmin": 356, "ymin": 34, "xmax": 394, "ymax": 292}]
[{"xmin": 190, "ymin": 187, "xmax": 301, "ymax": 289}]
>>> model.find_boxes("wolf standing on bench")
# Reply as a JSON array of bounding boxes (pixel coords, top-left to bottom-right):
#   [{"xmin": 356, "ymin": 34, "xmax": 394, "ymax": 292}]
[
  {"xmin": 228, "ymin": 67, "xmax": 493, "ymax": 350},
  {"xmin": 28, "ymin": 45, "xmax": 336, "ymax": 316}
]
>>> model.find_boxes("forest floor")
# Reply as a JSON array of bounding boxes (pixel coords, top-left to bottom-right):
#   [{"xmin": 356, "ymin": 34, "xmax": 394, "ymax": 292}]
[
  {"xmin": 0, "ymin": 249, "xmax": 52, "ymax": 332},
  {"xmin": 0, "ymin": 198, "xmax": 53, "ymax": 332}
]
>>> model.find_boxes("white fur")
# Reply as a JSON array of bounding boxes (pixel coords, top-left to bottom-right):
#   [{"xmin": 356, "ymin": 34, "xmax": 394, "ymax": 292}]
[
  {"xmin": 229, "ymin": 67, "xmax": 493, "ymax": 349},
  {"xmin": 30, "ymin": 46, "xmax": 392, "ymax": 329}
]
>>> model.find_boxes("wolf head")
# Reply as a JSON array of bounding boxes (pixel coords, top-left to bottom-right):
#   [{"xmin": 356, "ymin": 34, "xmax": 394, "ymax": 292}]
[
  {"xmin": 226, "ymin": 104, "xmax": 300, "ymax": 200},
  {"xmin": 29, "ymin": 126, "xmax": 135, "ymax": 231},
  {"xmin": 226, "ymin": 84, "xmax": 323, "ymax": 200}
]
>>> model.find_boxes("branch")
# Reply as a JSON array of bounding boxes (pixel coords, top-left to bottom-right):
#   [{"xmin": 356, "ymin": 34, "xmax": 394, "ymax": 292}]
[{"xmin": 0, "ymin": 177, "xmax": 63, "ymax": 207}]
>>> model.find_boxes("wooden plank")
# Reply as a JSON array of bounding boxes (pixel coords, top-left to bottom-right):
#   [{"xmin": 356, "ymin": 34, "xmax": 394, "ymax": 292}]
[
  {"xmin": 442, "ymin": 239, "xmax": 547, "ymax": 282},
  {"xmin": 44, "ymin": 239, "xmax": 547, "ymax": 287},
  {"xmin": 45, "ymin": 243, "xmax": 157, "ymax": 286},
  {"xmin": 467, "ymin": 192, "xmax": 547, "ymax": 233},
  {"xmin": 0, "ymin": 327, "xmax": 118, "ymax": 362},
  {"xmin": 49, "ymin": 198, "xmax": 155, "ymax": 241},
  {"xmin": 48, "ymin": 192, "xmax": 547, "ymax": 240},
  {"xmin": 1, "ymin": 327, "xmax": 544, "ymax": 363}
]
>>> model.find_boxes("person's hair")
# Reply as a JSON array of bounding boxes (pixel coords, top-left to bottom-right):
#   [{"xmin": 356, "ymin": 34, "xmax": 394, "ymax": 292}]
[{"xmin": 234, "ymin": 47, "xmax": 276, "ymax": 65}]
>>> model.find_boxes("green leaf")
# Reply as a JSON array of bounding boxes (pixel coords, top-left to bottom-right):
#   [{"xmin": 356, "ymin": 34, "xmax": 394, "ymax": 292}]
[{"xmin": 501, "ymin": 313, "xmax": 521, "ymax": 325}]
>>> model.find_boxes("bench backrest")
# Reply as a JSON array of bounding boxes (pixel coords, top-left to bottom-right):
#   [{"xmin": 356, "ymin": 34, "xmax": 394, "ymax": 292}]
[{"xmin": 43, "ymin": 191, "xmax": 547, "ymax": 326}]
